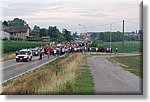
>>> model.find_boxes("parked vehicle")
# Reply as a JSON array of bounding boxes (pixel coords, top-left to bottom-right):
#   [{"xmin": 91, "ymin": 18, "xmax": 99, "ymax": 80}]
[
  {"xmin": 31, "ymin": 48, "xmax": 39, "ymax": 56},
  {"xmin": 16, "ymin": 49, "xmax": 32, "ymax": 62}
]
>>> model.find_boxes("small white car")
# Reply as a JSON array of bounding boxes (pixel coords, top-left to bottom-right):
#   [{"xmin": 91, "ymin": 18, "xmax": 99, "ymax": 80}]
[{"xmin": 16, "ymin": 49, "xmax": 32, "ymax": 62}]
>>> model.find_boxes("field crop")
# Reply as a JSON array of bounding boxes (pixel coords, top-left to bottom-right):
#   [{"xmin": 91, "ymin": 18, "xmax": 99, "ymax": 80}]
[{"xmin": 2, "ymin": 40, "xmax": 50, "ymax": 54}]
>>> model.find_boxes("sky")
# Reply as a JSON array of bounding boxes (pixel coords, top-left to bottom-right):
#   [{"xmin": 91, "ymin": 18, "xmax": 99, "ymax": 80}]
[{"xmin": 0, "ymin": 0, "xmax": 142, "ymax": 33}]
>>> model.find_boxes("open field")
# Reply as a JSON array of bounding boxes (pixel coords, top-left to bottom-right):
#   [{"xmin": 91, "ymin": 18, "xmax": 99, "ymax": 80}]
[
  {"xmin": 2, "ymin": 40, "xmax": 50, "ymax": 54},
  {"xmin": 88, "ymin": 40, "xmax": 143, "ymax": 53},
  {"xmin": 108, "ymin": 55, "xmax": 143, "ymax": 78},
  {"xmin": 104, "ymin": 41, "xmax": 142, "ymax": 53},
  {"xmin": 2, "ymin": 54, "xmax": 94, "ymax": 95}
]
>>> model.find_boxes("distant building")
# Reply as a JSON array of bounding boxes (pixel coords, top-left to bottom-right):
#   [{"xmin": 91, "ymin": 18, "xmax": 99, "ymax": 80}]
[
  {"xmin": 138, "ymin": 34, "xmax": 143, "ymax": 41},
  {"xmin": 26, "ymin": 36, "xmax": 50, "ymax": 41},
  {"xmin": 87, "ymin": 32, "xmax": 100, "ymax": 39},
  {"xmin": 26, "ymin": 36, "xmax": 42, "ymax": 41},
  {"xmin": 0, "ymin": 30, "xmax": 10, "ymax": 40},
  {"xmin": 80, "ymin": 33, "xmax": 91, "ymax": 39},
  {"xmin": 124, "ymin": 32, "xmax": 139, "ymax": 41},
  {"xmin": 41, "ymin": 36, "xmax": 50, "ymax": 41},
  {"xmin": 3, "ymin": 26, "xmax": 30, "ymax": 40},
  {"xmin": 124, "ymin": 32, "xmax": 138, "ymax": 36}
]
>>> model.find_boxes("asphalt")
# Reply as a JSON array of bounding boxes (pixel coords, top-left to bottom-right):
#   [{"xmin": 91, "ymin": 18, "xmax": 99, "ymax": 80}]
[
  {"xmin": 88, "ymin": 54, "xmax": 142, "ymax": 95},
  {"xmin": 0, "ymin": 55, "xmax": 58, "ymax": 83}
]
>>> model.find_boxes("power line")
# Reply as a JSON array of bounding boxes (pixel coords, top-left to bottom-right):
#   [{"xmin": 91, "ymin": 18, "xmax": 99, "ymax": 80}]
[
  {"xmin": 76, "ymin": 21, "xmax": 122, "ymax": 30},
  {"xmin": 126, "ymin": 20, "xmax": 140, "ymax": 25},
  {"xmin": 85, "ymin": 21, "xmax": 122, "ymax": 29}
]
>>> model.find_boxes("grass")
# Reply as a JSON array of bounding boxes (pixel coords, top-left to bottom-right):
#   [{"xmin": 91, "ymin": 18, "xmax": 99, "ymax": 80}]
[
  {"xmin": 73, "ymin": 65, "xmax": 94, "ymax": 94},
  {"xmin": 104, "ymin": 41, "xmax": 143, "ymax": 53},
  {"xmin": 88, "ymin": 40, "xmax": 143, "ymax": 53},
  {"xmin": 2, "ymin": 54, "xmax": 94, "ymax": 95},
  {"xmin": 109, "ymin": 55, "xmax": 143, "ymax": 78},
  {"xmin": 0, "ymin": 53, "xmax": 15, "ymax": 61}
]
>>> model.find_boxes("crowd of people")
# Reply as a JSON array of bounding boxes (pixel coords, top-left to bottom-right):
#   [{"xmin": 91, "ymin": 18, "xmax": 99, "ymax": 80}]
[
  {"xmin": 15, "ymin": 39, "xmax": 119, "ymax": 60},
  {"xmin": 38, "ymin": 40, "xmax": 90, "ymax": 60},
  {"xmin": 37, "ymin": 40, "xmax": 119, "ymax": 60}
]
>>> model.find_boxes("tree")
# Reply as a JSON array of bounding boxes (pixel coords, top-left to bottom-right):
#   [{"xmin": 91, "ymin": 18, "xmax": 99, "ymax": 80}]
[
  {"xmin": 39, "ymin": 28, "xmax": 47, "ymax": 36},
  {"xmin": 98, "ymin": 31, "xmax": 122, "ymax": 42},
  {"xmin": 2, "ymin": 21, "xmax": 8, "ymax": 27},
  {"xmin": 7, "ymin": 18, "xmax": 28, "ymax": 27},
  {"xmin": 90, "ymin": 32, "xmax": 99, "ymax": 39},
  {"xmin": 73, "ymin": 32, "xmax": 79, "ymax": 40},
  {"xmin": 31, "ymin": 30, "xmax": 40, "ymax": 36},
  {"xmin": 33, "ymin": 25, "xmax": 40, "ymax": 30},
  {"xmin": 138, "ymin": 30, "xmax": 143, "ymax": 34},
  {"xmin": 62, "ymin": 28, "xmax": 73, "ymax": 42},
  {"xmin": 47, "ymin": 26, "xmax": 61, "ymax": 39}
]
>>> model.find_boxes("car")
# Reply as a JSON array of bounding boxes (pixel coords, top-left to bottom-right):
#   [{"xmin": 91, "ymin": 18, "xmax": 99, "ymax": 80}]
[
  {"xmin": 16, "ymin": 49, "xmax": 32, "ymax": 62},
  {"xmin": 31, "ymin": 48, "xmax": 39, "ymax": 56}
]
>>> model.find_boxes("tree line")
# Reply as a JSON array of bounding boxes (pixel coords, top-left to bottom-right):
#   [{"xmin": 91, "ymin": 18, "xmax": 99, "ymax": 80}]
[
  {"xmin": 96, "ymin": 31, "xmax": 140, "ymax": 42},
  {"xmin": 2, "ymin": 18, "xmax": 73, "ymax": 43},
  {"xmin": 97, "ymin": 31, "xmax": 123, "ymax": 42},
  {"xmin": 31, "ymin": 25, "xmax": 73, "ymax": 42}
]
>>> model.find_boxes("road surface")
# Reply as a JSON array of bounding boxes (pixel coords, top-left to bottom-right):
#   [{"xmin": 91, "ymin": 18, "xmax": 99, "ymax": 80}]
[
  {"xmin": 0, "ymin": 55, "xmax": 59, "ymax": 83},
  {"xmin": 88, "ymin": 54, "xmax": 142, "ymax": 94}
]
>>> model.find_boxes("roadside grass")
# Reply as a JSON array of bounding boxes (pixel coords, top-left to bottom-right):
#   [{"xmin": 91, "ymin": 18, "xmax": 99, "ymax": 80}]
[
  {"xmin": 73, "ymin": 65, "xmax": 94, "ymax": 94},
  {"xmin": 0, "ymin": 53, "xmax": 15, "ymax": 61},
  {"xmin": 108, "ymin": 55, "xmax": 143, "ymax": 78},
  {"xmin": 2, "ymin": 54, "xmax": 94, "ymax": 95}
]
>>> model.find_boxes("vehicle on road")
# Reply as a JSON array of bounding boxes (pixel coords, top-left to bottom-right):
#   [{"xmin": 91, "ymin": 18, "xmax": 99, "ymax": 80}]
[
  {"xmin": 16, "ymin": 49, "xmax": 32, "ymax": 62},
  {"xmin": 31, "ymin": 48, "xmax": 39, "ymax": 56}
]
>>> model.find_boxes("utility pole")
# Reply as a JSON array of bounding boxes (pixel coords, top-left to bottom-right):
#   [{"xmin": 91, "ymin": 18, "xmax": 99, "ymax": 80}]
[
  {"xmin": 122, "ymin": 20, "xmax": 125, "ymax": 53},
  {"xmin": 109, "ymin": 24, "xmax": 112, "ymax": 58}
]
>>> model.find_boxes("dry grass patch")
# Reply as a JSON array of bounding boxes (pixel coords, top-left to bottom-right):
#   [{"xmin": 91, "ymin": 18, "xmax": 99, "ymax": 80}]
[
  {"xmin": 0, "ymin": 53, "xmax": 15, "ymax": 61},
  {"xmin": 2, "ymin": 54, "xmax": 82, "ymax": 95}
]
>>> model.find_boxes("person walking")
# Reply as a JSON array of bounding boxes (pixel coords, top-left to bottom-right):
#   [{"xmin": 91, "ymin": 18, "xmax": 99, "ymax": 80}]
[
  {"xmin": 53, "ymin": 49, "xmax": 57, "ymax": 56},
  {"xmin": 42, "ymin": 47, "xmax": 45, "ymax": 56},
  {"xmin": 115, "ymin": 47, "xmax": 118, "ymax": 56},
  {"xmin": 90, "ymin": 47, "xmax": 92, "ymax": 54},
  {"xmin": 104, "ymin": 47, "xmax": 106, "ymax": 53},
  {"xmin": 96, "ymin": 47, "xmax": 98, "ymax": 53},
  {"xmin": 16, "ymin": 50, "xmax": 19, "ymax": 56},
  {"xmin": 47, "ymin": 50, "xmax": 50, "ymax": 59},
  {"xmin": 39, "ymin": 48, "xmax": 42, "ymax": 60}
]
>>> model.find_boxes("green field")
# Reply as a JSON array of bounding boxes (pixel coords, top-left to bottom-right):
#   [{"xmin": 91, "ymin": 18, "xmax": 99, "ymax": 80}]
[
  {"xmin": 110, "ymin": 55, "xmax": 143, "ymax": 78},
  {"xmin": 2, "ymin": 40, "xmax": 50, "ymax": 54},
  {"xmin": 104, "ymin": 41, "xmax": 143, "ymax": 53},
  {"xmin": 88, "ymin": 40, "xmax": 143, "ymax": 53}
]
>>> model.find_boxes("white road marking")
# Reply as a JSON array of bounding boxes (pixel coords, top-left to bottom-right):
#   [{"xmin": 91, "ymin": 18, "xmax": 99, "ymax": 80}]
[
  {"xmin": 0, "ymin": 62, "xmax": 23, "ymax": 70},
  {"xmin": 0, "ymin": 55, "xmax": 65, "ymax": 84}
]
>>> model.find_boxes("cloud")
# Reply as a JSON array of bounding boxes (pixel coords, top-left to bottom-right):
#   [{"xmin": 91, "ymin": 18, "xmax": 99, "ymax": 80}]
[
  {"xmin": 73, "ymin": 10, "xmax": 108, "ymax": 18},
  {"xmin": 1, "ymin": 0, "xmax": 141, "ymax": 32},
  {"xmin": 1, "ymin": 0, "xmax": 65, "ymax": 16}
]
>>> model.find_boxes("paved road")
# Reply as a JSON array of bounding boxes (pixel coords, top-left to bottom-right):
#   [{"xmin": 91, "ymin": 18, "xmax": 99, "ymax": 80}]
[
  {"xmin": 88, "ymin": 54, "xmax": 142, "ymax": 94},
  {"xmin": 0, "ymin": 55, "xmax": 59, "ymax": 83}
]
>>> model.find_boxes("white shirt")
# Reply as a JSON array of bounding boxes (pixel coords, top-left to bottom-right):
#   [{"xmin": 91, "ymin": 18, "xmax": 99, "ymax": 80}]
[{"xmin": 53, "ymin": 50, "xmax": 56, "ymax": 53}]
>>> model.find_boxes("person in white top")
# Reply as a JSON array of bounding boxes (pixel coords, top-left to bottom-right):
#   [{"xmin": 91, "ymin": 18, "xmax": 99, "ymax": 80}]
[{"xmin": 53, "ymin": 49, "xmax": 57, "ymax": 56}]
